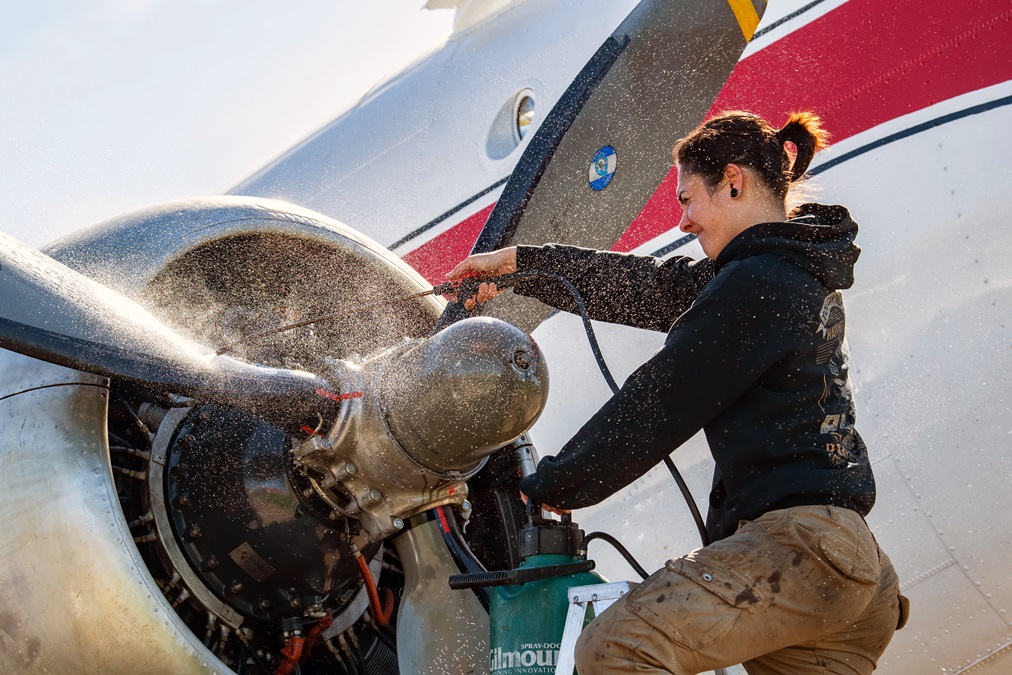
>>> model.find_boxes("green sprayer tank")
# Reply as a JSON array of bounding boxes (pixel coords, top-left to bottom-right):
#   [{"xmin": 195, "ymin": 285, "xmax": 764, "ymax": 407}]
[
  {"xmin": 451, "ymin": 517, "xmax": 606, "ymax": 675},
  {"xmin": 490, "ymin": 552, "xmax": 603, "ymax": 673}
]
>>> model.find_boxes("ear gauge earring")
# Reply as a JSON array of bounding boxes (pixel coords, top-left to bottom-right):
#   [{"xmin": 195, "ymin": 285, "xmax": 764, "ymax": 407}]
[{"xmin": 729, "ymin": 186, "xmax": 739, "ymax": 198}]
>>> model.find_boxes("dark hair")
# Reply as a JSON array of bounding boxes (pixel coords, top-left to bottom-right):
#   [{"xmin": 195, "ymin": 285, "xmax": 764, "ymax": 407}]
[{"xmin": 673, "ymin": 110, "xmax": 830, "ymax": 201}]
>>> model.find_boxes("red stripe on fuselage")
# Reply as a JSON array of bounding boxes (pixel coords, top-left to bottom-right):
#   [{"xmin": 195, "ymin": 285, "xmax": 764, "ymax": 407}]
[
  {"xmin": 404, "ymin": 0, "xmax": 1012, "ymax": 278},
  {"xmin": 402, "ymin": 204, "xmax": 495, "ymax": 284},
  {"xmin": 612, "ymin": 0, "xmax": 1012, "ymax": 252}
]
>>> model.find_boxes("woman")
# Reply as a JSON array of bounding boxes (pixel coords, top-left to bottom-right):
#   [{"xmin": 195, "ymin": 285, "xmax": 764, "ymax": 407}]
[{"xmin": 447, "ymin": 111, "xmax": 906, "ymax": 674}]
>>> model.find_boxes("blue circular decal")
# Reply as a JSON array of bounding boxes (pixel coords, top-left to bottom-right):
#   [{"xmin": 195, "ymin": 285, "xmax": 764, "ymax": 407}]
[{"xmin": 588, "ymin": 145, "xmax": 617, "ymax": 191}]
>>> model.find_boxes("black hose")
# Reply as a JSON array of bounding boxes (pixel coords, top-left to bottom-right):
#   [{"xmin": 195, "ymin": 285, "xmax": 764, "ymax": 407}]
[
  {"xmin": 113, "ymin": 393, "xmax": 153, "ymax": 442},
  {"xmin": 234, "ymin": 642, "xmax": 247, "ymax": 675},
  {"xmin": 327, "ymin": 641, "xmax": 352, "ymax": 675},
  {"xmin": 525, "ymin": 271, "xmax": 620, "ymax": 393},
  {"xmin": 580, "ymin": 531, "xmax": 650, "ymax": 580},
  {"xmin": 435, "ymin": 506, "xmax": 492, "ymax": 611},
  {"xmin": 234, "ymin": 631, "xmax": 271, "ymax": 675},
  {"xmin": 108, "ymin": 431, "xmax": 137, "ymax": 451},
  {"xmin": 334, "ymin": 656, "xmax": 351, "ymax": 675},
  {"xmin": 663, "ymin": 456, "xmax": 710, "ymax": 547},
  {"xmin": 247, "ymin": 648, "xmax": 272, "ymax": 675},
  {"xmin": 365, "ymin": 619, "xmax": 398, "ymax": 654},
  {"xmin": 352, "ymin": 634, "xmax": 370, "ymax": 674}
]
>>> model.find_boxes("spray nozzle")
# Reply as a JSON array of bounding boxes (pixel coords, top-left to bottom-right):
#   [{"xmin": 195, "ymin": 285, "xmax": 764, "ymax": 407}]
[{"xmin": 432, "ymin": 273, "xmax": 523, "ymax": 306}]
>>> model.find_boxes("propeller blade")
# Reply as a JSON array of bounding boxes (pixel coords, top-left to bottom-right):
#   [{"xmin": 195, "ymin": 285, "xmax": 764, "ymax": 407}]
[
  {"xmin": 0, "ymin": 231, "xmax": 338, "ymax": 431},
  {"xmin": 470, "ymin": 0, "xmax": 765, "ymax": 330}
]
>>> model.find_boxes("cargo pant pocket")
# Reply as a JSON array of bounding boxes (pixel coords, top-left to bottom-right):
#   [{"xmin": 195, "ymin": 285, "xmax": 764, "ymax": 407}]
[
  {"xmin": 817, "ymin": 511, "xmax": 881, "ymax": 584},
  {"xmin": 624, "ymin": 557, "xmax": 767, "ymax": 651}
]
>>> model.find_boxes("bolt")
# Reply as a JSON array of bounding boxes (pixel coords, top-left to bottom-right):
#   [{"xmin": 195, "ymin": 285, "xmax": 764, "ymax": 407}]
[
  {"xmin": 461, "ymin": 500, "xmax": 472, "ymax": 512},
  {"xmin": 197, "ymin": 412, "xmax": 210, "ymax": 423},
  {"xmin": 187, "ymin": 525, "xmax": 202, "ymax": 540},
  {"xmin": 345, "ymin": 463, "xmax": 357, "ymax": 475},
  {"xmin": 230, "ymin": 582, "xmax": 244, "ymax": 595},
  {"xmin": 171, "ymin": 463, "xmax": 188, "ymax": 480},
  {"xmin": 259, "ymin": 599, "xmax": 271, "ymax": 610},
  {"xmin": 512, "ymin": 348, "xmax": 533, "ymax": 370},
  {"xmin": 291, "ymin": 598, "xmax": 302, "ymax": 607},
  {"xmin": 175, "ymin": 493, "xmax": 191, "ymax": 508},
  {"xmin": 392, "ymin": 517, "xmax": 405, "ymax": 530},
  {"xmin": 205, "ymin": 555, "xmax": 219, "ymax": 570},
  {"xmin": 369, "ymin": 489, "xmax": 382, "ymax": 503},
  {"xmin": 180, "ymin": 434, "xmax": 195, "ymax": 447}
]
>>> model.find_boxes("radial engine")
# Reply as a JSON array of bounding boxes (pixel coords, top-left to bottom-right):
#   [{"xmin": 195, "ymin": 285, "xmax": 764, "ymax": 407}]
[{"xmin": 0, "ymin": 197, "xmax": 546, "ymax": 674}]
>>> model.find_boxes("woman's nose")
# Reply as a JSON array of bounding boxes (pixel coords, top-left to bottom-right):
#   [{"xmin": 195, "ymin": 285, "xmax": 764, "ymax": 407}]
[{"xmin": 678, "ymin": 211, "xmax": 693, "ymax": 233}]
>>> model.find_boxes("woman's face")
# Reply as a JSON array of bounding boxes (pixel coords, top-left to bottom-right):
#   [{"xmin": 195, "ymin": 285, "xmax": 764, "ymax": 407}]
[{"xmin": 676, "ymin": 166, "xmax": 738, "ymax": 260}]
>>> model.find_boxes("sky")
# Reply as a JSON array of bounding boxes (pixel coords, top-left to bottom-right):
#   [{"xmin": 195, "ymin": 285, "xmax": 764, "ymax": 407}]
[{"xmin": 0, "ymin": 1, "xmax": 454, "ymax": 247}]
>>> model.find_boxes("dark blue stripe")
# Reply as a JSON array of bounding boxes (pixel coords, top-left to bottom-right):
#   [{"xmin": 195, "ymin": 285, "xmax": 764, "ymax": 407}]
[
  {"xmin": 650, "ymin": 234, "xmax": 697, "ymax": 258},
  {"xmin": 751, "ymin": 0, "xmax": 829, "ymax": 40},
  {"xmin": 389, "ymin": 176, "xmax": 509, "ymax": 250},
  {"xmin": 810, "ymin": 95, "xmax": 1012, "ymax": 176}
]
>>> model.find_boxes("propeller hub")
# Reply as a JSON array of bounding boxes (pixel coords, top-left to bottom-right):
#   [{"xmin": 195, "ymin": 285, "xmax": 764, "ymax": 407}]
[{"xmin": 293, "ymin": 316, "xmax": 549, "ymax": 540}]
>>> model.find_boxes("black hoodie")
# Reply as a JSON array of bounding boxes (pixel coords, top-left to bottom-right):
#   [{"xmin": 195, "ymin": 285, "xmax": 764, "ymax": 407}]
[{"xmin": 514, "ymin": 204, "xmax": 875, "ymax": 542}]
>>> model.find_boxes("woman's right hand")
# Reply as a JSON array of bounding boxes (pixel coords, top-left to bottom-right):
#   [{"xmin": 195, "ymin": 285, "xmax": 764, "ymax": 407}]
[
  {"xmin": 445, "ymin": 247, "xmax": 518, "ymax": 310},
  {"xmin": 521, "ymin": 491, "xmax": 571, "ymax": 516}
]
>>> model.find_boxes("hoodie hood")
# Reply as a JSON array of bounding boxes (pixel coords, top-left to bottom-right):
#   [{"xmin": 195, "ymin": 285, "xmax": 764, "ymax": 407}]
[{"xmin": 713, "ymin": 203, "xmax": 860, "ymax": 290}]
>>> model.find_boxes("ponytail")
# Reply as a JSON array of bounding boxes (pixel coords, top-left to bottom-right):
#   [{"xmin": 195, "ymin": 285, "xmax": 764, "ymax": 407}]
[{"xmin": 777, "ymin": 112, "xmax": 830, "ymax": 181}]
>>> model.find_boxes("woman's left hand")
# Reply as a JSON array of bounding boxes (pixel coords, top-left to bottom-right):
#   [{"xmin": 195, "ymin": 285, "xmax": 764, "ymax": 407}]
[
  {"xmin": 445, "ymin": 247, "xmax": 518, "ymax": 309},
  {"xmin": 446, "ymin": 247, "xmax": 517, "ymax": 281}
]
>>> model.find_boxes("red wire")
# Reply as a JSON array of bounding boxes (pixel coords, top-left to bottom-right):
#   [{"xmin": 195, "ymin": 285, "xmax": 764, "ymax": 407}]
[
  {"xmin": 303, "ymin": 614, "xmax": 333, "ymax": 658},
  {"xmin": 273, "ymin": 636, "xmax": 305, "ymax": 675},
  {"xmin": 436, "ymin": 506, "xmax": 452, "ymax": 534},
  {"xmin": 356, "ymin": 554, "xmax": 393, "ymax": 626}
]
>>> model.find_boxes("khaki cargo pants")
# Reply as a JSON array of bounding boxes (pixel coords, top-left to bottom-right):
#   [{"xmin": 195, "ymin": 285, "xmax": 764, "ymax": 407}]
[{"xmin": 575, "ymin": 505, "xmax": 907, "ymax": 675}]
